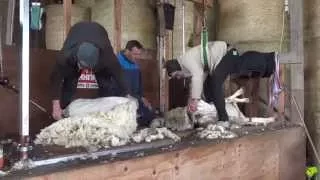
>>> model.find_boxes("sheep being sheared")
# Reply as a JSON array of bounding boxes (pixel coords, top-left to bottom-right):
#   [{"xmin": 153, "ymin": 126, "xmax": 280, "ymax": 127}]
[
  {"xmin": 195, "ymin": 88, "xmax": 275, "ymax": 126},
  {"xmin": 151, "ymin": 88, "xmax": 275, "ymax": 131},
  {"xmin": 34, "ymin": 97, "xmax": 138, "ymax": 150}
]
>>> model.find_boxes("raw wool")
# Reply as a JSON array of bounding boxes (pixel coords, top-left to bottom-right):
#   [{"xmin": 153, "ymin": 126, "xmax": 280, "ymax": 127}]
[
  {"xmin": 195, "ymin": 88, "xmax": 276, "ymax": 126},
  {"xmin": 131, "ymin": 128, "xmax": 181, "ymax": 143},
  {"xmin": 149, "ymin": 109, "xmax": 193, "ymax": 131},
  {"xmin": 64, "ymin": 96, "xmax": 137, "ymax": 117},
  {"xmin": 197, "ymin": 124, "xmax": 238, "ymax": 140},
  {"xmin": 164, "ymin": 107, "xmax": 193, "ymax": 131},
  {"xmin": 65, "ymin": 97, "xmax": 139, "ymax": 139},
  {"xmin": 192, "ymin": 100, "xmax": 218, "ymax": 126},
  {"xmin": 34, "ymin": 97, "xmax": 138, "ymax": 150},
  {"xmin": 149, "ymin": 117, "xmax": 165, "ymax": 129}
]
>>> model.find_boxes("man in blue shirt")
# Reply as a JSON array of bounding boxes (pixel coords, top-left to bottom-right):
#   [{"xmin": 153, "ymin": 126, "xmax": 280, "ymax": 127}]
[{"xmin": 116, "ymin": 40, "xmax": 156, "ymax": 127}]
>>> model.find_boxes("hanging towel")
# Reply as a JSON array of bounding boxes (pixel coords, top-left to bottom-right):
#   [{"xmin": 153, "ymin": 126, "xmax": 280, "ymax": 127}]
[{"xmin": 269, "ymin": 52, "xmax": 283, "ymax": 108}]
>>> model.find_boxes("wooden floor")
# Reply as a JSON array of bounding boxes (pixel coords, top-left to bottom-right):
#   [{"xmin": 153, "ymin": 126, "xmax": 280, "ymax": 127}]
[{"xmin": 25, "ymin": 127, "xmax": 305, "ymax": 180}]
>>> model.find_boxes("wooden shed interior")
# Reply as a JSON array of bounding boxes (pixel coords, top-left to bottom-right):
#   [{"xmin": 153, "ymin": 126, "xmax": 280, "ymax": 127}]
[{"xmin": 0, "ymin": 0, "xmax": 314, "ymax": 179}]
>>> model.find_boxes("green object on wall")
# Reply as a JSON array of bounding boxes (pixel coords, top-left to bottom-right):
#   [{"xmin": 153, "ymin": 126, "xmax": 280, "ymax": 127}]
[{"xmin": 31, "ymin": 2, "xmax": 44, "ymax": 30}]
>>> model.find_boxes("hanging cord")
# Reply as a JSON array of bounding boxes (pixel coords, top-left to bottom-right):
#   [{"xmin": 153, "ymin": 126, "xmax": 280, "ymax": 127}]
[
  {"xmin": 276, "ymin": 2, "xmax": 320, "ymax": 165},
  {"xmin": 267, "ymin": 3, "xmax": 287, "ymax": 113},
  {"xmin": 0, "ymin": 16, "xmax": 4, "ymax": 79},
  {"xmin": 282, "ymin": 85, "xmax": 320, "ymax": 165},
  {"xmin": 279, "ymin": 3, "xmax": 287, "ymax": 52}
]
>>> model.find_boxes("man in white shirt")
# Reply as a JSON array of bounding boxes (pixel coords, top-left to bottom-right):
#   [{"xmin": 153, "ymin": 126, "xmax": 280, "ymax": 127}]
[{"xmin": 166, "ymin": 41, "xmax": 277, "ymax": 124}]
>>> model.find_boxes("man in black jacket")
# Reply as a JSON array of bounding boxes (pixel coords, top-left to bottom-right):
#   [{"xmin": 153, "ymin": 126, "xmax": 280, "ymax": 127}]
[{"xmin": 50, "ymin": 21, "xmax": 130, "ymax": 120}]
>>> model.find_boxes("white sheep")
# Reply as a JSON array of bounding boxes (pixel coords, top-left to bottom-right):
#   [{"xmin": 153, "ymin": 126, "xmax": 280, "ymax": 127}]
[
  {"xmin": 151, "ymin": 88, "xmax": 276, "ymax": 131},
  {"xmin": 195, "ymin": 88, "xmax": 276, "ymax": 126}
]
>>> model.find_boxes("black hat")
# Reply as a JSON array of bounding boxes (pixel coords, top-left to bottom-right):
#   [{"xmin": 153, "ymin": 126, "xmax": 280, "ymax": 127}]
[
  {"xmin": 77, "ymin": 42, "xmax": 99, "ymax": 68},
  {"xmin": 165, "ymin": 59, "xmax": 181, "ymax": 76}
]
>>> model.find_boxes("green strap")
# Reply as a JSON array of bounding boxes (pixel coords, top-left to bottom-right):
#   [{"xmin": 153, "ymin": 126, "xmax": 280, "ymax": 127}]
[
  {"xmin": 201, "ymin": 27, "xmax": 209, "ymax": 72},
  {"xmin": 31, "ymin": 3, "xmax": 44, "ymax": 30}
]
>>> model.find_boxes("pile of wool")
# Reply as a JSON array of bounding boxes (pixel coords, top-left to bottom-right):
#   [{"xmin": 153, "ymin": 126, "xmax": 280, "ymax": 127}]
[
  {"xmin": 165, "ymin": 107, "xmax": 194, "ymax": 131},
  {"xmin": 131, "ymin": 128, "xmax": 181, "ymax": 143},
  {"xmin": 150, "ymin": 108, "xmax": 193, "ymax": 131},
  {"xmin": 34, "ymin": 97, "xmax": 138, "ymax": 150},
  {"xmin": 197, "ymin": 124, "xmax": 238, "ymax": 140}
]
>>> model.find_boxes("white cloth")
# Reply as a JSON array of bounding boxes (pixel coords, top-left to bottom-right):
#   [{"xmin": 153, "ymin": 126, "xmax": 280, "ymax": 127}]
[
  {"xmin": 269, "ymin": 52, "xmax": 283, "ymax": 108},
  {"xmin": 177, "ymin": 41, "xmax": 228, "ymax": 99}
]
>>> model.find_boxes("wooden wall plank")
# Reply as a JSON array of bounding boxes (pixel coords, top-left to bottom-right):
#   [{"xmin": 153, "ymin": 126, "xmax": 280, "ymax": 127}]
[
  {"xmin": 26, "ymin": 127, "xmax": 305, "ymax": 180},
  {"xmin": 192, "ymin": 3, "xmax": 202, "ymax": 46},
  {"xmin": 114, "ymin": 0, "xmax": 122, "ymax": 52},
  {"xmin": 63, "ymin": 0, "xmax": 72, "ymax": 40}
]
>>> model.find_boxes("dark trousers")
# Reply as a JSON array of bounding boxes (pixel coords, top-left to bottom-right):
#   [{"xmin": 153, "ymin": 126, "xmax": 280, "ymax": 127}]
[
  {"xmin": 137, "ymin": 99, "xmax": 156, "ymax": 127},
  {"xmin": 203, "ymin": 49, "xmax": 240, "ymax": 121},
  {"xmin": 204, "ymin": 50, "xmax": 276, "ymax": 121},
  {"xmin": 60, "ymin": 71, "xmax": 117, "ymax": 109}
]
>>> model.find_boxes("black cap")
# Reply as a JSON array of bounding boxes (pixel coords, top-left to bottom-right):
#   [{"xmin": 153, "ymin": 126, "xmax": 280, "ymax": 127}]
[
  {"xmin": 77, "ymin": 42, "xmax": 99, "ymax": 68},
  {"xmin": 165, "ymin": 59, "xmax": 181, "ymax": 76}
]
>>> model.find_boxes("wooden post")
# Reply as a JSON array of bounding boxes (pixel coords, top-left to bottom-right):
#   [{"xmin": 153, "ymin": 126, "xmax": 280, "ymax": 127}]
[
  {"xmin": 191, "ymin": 0, "xmax": 213, "ymax": 46},
  {"xmin": 165, "ymin": 29, "xmax": 172, "ymax": 111},
  {"xmin": 157, "ymin": 1, "xmax": 170, "ymax": 113},
  {"xmin": 114, "ymin": 0, "xmax": 122, "ymax": 52},
  {"xmin": 276, "ymin": 0, "xmax": 304, "ymax": 122},
  {"xmin": 287, "ymin": 0, "xmax": 304, "ymax": 123},
  {"xmin": 63, "ymin": 0, "xmax": 72, "ymax": 40},
  {"xmin": 5, "ymin": 0, "xmax": 15, "ymax": 46},
  {"xmin": 192, "ymin": 3, "xmax": 202, "ymax": 46}
]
